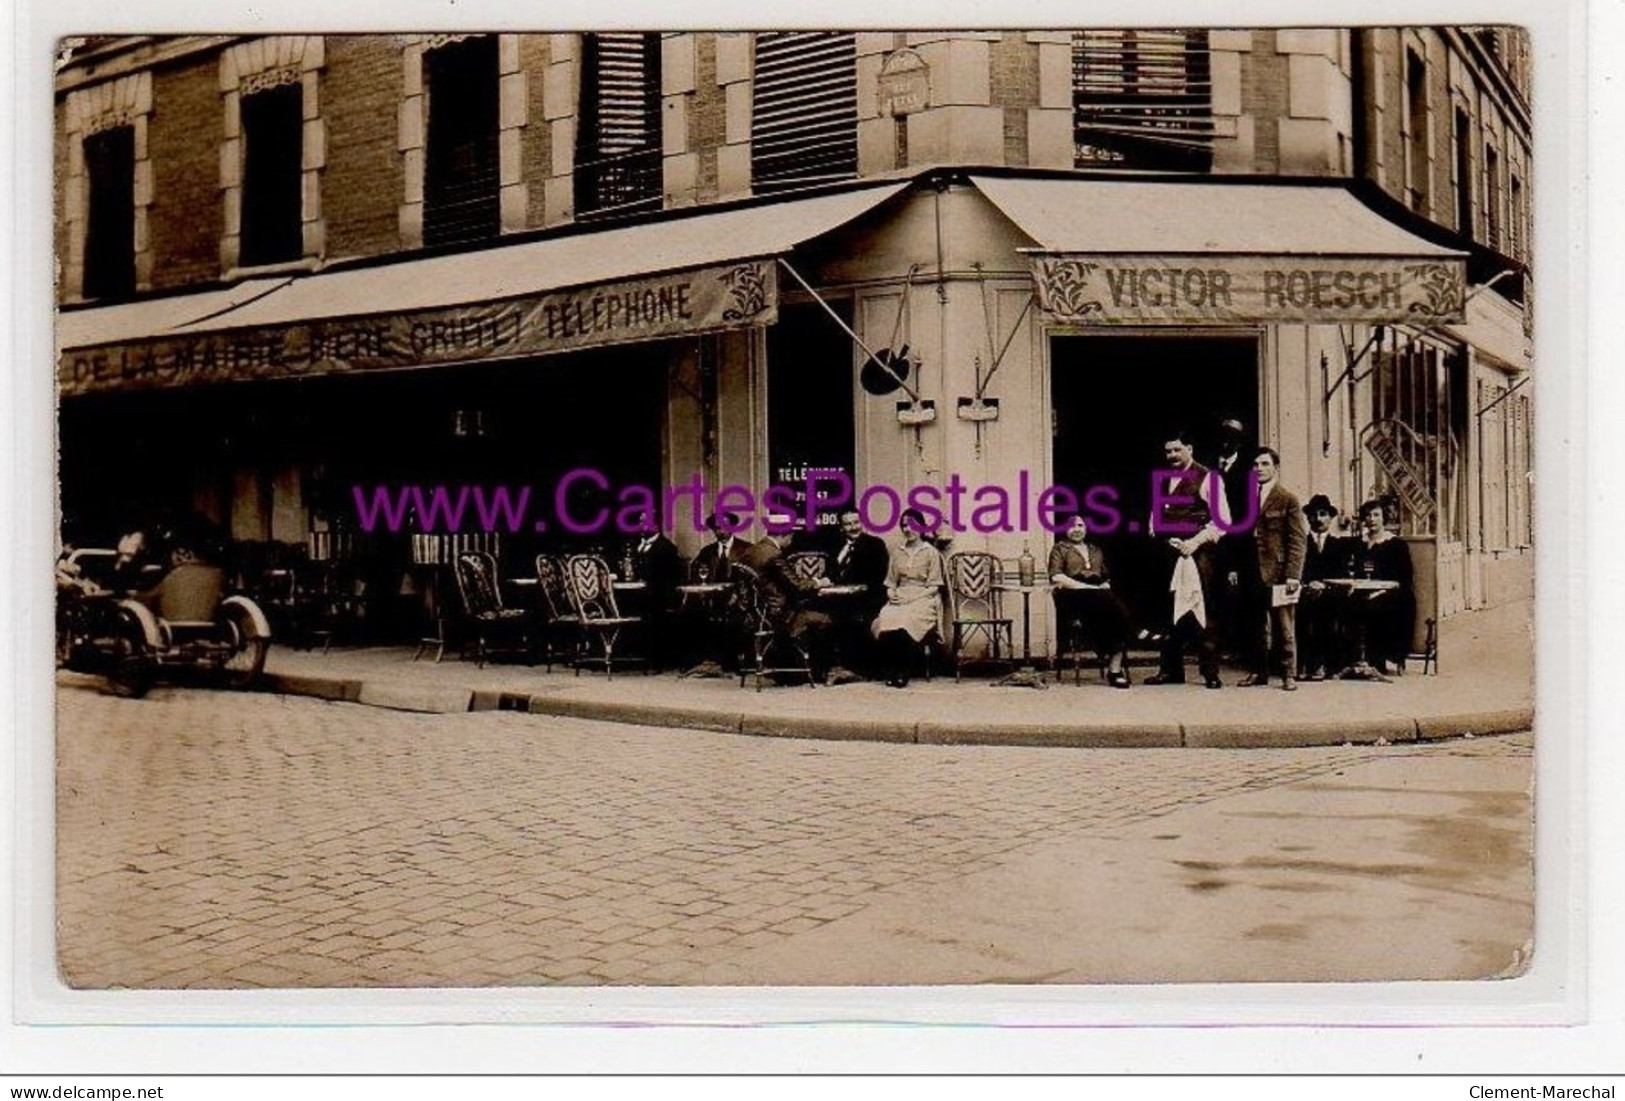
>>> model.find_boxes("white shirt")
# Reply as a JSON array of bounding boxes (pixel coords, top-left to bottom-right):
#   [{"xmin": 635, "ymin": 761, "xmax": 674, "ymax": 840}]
[{"xmin": 1149, "ymin": 463, "xmax": 1233, "ymax": 546}]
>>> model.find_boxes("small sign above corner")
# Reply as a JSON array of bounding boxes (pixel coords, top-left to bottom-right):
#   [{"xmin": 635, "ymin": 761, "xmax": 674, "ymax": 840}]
[{"xmin": 877, "ymin": 48, "xmax": 931, "ymax": 117}]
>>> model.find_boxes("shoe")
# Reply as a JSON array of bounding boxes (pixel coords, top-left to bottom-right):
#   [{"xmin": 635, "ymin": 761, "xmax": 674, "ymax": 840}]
[
  {"xmin": 1204, "ymin": 676, "xmax": 1224, "ymax": 690},
  {"xmin": 885, "ymin": 677, "xmax": 909, "ymax": 689},
  {"xmin": 1237, "ymin": 674, "xmax": 1269, "ymax": 688},
  {"xmin": 1143, "ymin": 672, "xmax": 1185, "ymax": 686},
  {"xmin": 1282, "ymin": 677, "xmax": 1298, "ymax": 691},
  {"xmin": 1303, "ymin": 669, "xmax": 1325, "ymax": 682},
  {"xmin": 1107, "ymin": 671, "xmax": 1131, "ymax": 689},
  {"xmin": 826, "ymin": 667, "xmax": 861, "ymax": 686}
]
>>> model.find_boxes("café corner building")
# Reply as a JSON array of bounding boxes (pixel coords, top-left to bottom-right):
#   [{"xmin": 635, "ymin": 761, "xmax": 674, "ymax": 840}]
[
  {"xmin": 55, "ymin": 31, "xmax": 1532, "ymax": 655},
  {"xmin": 57, "ymin": 168, "xmax": 1523, "ymax": 651}
]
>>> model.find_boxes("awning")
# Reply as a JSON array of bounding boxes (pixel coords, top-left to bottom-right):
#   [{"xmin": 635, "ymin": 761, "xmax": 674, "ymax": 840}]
[
  {"xmin": 58, "ymin": 182, "xmax": 908, "ymax": 396},
  {"xmin": 971, "ymin": 175, "xmax": 1468, "ymax": 327}
]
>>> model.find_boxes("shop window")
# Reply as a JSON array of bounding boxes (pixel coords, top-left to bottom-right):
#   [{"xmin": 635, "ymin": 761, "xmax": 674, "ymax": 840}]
[
  {"xmin": 239, "ymin": 83, "xmax": 305, "ymax": 267},
  {"xmin": 575, "ymin": 32, "xmax": 663, "ymax": 217},
  {"xmin": 1453, "ymin": 106, "xmax": 1474, "ymax": 239},
  {"xmin": 751, "ymin": 32, "xmax": 858, "ymax": 194},
  {"xmin": 423, "ymin": 35, "xmax": 500, "ymax": 248},
  {"xmin": 81, "ymin": 124, "xmax": 137, "ymax": 300},
  {"xmin": 1071, "ymin": 29, "xmax": 1214, "ymax": 172},
  {"xmin": 1404, "ymin": 50, "xmax": 1430, "ymax": 212}
]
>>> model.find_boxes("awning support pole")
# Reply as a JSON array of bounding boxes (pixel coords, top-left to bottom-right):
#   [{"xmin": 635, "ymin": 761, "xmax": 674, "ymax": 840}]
[{"xmin": 777, "ymin": 257, "xmax": 921, "ymax": 404}]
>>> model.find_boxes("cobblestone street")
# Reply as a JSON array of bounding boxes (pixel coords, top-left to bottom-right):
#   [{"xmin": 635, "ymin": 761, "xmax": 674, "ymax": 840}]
[{"xmin": 55, "ymin": 681, "xmax": 1533, "ymax": 989}]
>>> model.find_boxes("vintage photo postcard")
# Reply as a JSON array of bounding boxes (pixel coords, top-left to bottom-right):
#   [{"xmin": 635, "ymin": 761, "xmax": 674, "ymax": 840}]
[{"xmin": 48, "ymin": 26, "xmax": 1538, "ymax": 998}]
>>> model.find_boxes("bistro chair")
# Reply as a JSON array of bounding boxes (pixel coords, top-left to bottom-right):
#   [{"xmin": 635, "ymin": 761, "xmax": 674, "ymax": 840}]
[
  {"xmin": 451, "ymin": 551, "xmax": 530, "ymax": 668},
  {"xmin": 562, "ymin": 554, "xmax": 643, "ymax": 679},
  {"xmin": 534, "ymin": 553, "xmax": 585, "ymax": 673},
  {"xmin": 785, "ymin": 551, "xmax": 829, "ymax": 585},
  {"xmin": 730, "ymin": 563, "xmax": 816, "ymax": 692},
  {"xmin": 945, "ymin": 551, "xmax": 1014, "ymax": 681}
]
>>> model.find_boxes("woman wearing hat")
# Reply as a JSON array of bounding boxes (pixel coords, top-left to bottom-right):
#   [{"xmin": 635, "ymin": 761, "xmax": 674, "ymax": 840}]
[
  {"xmin": 1297, "ymin": 494, "xmax": 1355, "ymax": 680},
  {"xmin": 1350, "ymin": 500, "xmax": 1416, "ymax": 675}
]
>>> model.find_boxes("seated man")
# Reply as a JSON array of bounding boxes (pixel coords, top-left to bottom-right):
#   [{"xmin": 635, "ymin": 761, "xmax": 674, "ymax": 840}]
[
  {"xmin": 738, "ymin": 513, "xmax": 837, "ymax": 683},
  {"xmin": 1297, "ymin": 493, "xmax": 1355, "ymax": 679},
  {"xmin": 620, "ymin": 510, "xmax": 683, "ymax": 671},
  {"xmin": 822, "ymin": 509, "xmax": 889, "ymax": 682},
  {"xmin": 678, "ymin": 512, "xmax": 756, "ymax": 674},
  {"xmin": 1049, "ymin": 514, "xmax": 1133, "ymax": 688}
]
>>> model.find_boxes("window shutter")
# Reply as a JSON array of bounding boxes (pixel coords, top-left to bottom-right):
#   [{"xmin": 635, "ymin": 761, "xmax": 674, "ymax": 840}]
[
  {"xmin": 1072, "ymin": 29, "xmax": 1214, "ymax": 172},
  {"xmin": 751, "ymin": 32, "xmax": 858, "ymax": 194},
  {"xmin": 576, "ymin": 33, "xmax": 662, "ymax": 216},
  {"xmin": 424, "ymin": 36, "xmax": 501, "ymax": 248}
]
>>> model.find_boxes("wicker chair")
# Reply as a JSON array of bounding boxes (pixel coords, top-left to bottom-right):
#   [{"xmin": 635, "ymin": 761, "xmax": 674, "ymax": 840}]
[
  {"xmin": 562, "ymin": 554, "xmax": 643, "ymax": 678},
  {"xmin": 945, "ymin": 551, "xmax": 1014, "ymax": 680},
  {"xmin": 730, "ymin": 563, "xmax": 816, "ymax": 691},
  {"xmin": 451, "ymin": 551, "xmax": 530, "ymax": 668},
  {"xmin": 534, "ymin": 554, "xmax": 584, "ymax": 672}
]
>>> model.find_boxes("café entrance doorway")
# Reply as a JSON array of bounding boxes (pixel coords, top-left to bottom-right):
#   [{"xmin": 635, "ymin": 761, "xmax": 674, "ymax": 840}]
[{"xmin": 1049, "ymin": 332, "xmax": 1260, "ymax": 627}]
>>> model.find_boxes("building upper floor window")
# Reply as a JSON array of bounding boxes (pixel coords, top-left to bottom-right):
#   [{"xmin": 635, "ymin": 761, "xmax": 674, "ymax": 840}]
[
  {"xmin": 1453, "ymin": 106, "xmax": 1474, "ymax": 238},
  {"xmin": 1072, "ymin": 29, "xmax": 1214, "ymax": 172},
  {"xmin": 423, "ymin": 35, "xmax": 500, "ymax": 248},
  {"xmin": 1404, "ymin": 50, "xmax": 1430, "ymax": 212},
  {"xmin": 751, "ymin": 32, "xmax": 858, "ymax": 194},
  {"xmin": 1484, "ymin": 144, "xmax": 1502, "ymax": 252},
  {"xmin": 575, "ymin": 32, "xmax": 663, "ymax": 218},
  {"xmin": 239, "ymin": 82, "xmax": 305, "ymax": 267},
  {"xmin": 81, "ymin": 124, "xmax": 136, "ymax": 300}
]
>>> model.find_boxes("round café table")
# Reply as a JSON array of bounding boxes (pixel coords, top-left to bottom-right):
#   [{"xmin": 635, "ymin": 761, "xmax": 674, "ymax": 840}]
[
  {"xmin": 993, "ymin": 580, "xmax": 1051, "ymax": 689},
  {"xmin": 1326, "ymin": 577, "xmax": 1401, "ymax": 682}
]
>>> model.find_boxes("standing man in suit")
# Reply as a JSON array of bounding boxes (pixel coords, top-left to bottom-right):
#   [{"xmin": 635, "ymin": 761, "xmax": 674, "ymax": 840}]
[
  {"xmin": 825, "ymin": 508, "xmax": 890, "ymax": 681},
  {"xmin": 1212, "ymin": 417, "xmax": 1256, "ymax": 660},
  {"xmin": 1297, "ymin": 493, "xmax": 1354, "ymax": 680},
  {"xmin": 1237, "ymin": 448, "xmax": 1308, "ymax": 691}
]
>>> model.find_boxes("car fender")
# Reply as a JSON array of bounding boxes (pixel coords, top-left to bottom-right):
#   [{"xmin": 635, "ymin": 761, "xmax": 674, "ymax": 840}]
[
  {"xmin": 221, "ymin": 595, "xmax": 272, "ymax": 640},
  {"xmin": 114, "ymin": 599, "xmax": 163, "ymax": 650}
]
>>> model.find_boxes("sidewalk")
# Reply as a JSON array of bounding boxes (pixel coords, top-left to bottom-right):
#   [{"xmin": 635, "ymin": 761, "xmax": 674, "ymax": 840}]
[{"xmin": 261, "ymin": 598, "xmax": 1534, "ymax": 749}]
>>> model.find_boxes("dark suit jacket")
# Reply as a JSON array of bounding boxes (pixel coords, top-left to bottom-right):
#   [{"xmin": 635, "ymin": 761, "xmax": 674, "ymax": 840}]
[
  {"xmin": 738, "ymin": 538, "xmax": 819, "ymax": 626},
  {"xmin": 829, "ymin": 532, "xmax": 889, "ymax": 605},
  {"xmin": 1251, "ymin": 483, "xmax": 1307, "ymax": 585},
  {"xmin": 627, "ymin": 533, "xmax": 682, "ymax": 608},
  {"xmin": 1303, "ymin": 530, "xmax": 1355, "ymax": 584},
  {"xmin": 692, "ymin": 536, "xmax": 755, "ymax": 582}
]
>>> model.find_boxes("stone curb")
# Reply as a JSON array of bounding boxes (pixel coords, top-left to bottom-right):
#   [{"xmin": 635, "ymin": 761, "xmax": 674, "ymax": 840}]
[{"xmin": 261, "ymin": 672, "xmax": 1533, "ymax": 749}]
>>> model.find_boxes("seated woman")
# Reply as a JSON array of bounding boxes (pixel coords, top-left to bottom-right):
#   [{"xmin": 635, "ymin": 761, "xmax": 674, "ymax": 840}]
[
  {"xmin": 871, "ymin": 508, "xmax": 946, "ymax": 688},
  {"xmin": 1348, "ymin": 500, "xmax": 1417, "ymax": 674},
  {"xmin": 1049, "ymin": 514, "xmax": 1133, "ymax": 688}
]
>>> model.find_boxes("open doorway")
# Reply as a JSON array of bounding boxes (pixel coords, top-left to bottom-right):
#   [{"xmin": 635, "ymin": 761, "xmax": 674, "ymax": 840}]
[{"xmin": 1050, "ymin": 333, "xmax": 1259, "ymax": 626}]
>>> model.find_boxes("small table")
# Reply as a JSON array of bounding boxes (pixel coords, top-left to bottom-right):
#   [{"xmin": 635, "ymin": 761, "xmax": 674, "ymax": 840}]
[
  {"xmin": 612, "ymin": 580, "xmax": 647, "ymax": 593},
  {"xmin": 1326, "ymin": 578, "xmax": 1401, "ymax": 681},
  {"xmin": 993, "ymin": 581, "xmax": 1051, "ymax": 689},
  {"xmin": 814, "ymin": 583, "xmax": 869, "ymax": 598}
]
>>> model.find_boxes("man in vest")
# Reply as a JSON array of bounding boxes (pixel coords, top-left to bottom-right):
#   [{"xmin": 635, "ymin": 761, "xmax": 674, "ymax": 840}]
[{"xmin": 1146, "ymin": 428, "xmax": 1234, "ymax": 689}]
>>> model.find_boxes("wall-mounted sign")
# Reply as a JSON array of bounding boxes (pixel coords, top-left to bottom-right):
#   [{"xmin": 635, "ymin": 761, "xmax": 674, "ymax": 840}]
[
  {"xmin": 1363, "ymin": 419, "xmax": 1437, "ymax": 519},
  {"xmin": 59, "ymin": 261, "xmax": 777, "ymax": 395},
  {"xmin": 1033, "ymin": 254, "xmax": 1467, "ymax": 326},
  {"xmin": 877, "ymin": 48, "xmax": 930, "ymax": 117}
]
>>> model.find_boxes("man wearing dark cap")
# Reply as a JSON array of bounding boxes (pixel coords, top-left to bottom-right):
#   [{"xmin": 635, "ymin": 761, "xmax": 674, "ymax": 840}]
[
  {"xmin": 691, "ymin": 512, "xmax": 755, "ymax": 583},
  {"xmin": 1297, "ymin": 493, "xmax": 1355, "ymax": 680}
]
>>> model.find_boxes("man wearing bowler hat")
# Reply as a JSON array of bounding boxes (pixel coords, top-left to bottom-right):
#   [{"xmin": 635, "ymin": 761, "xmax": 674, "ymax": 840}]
[{"xmin": 1297, "ymin": 493, "xmax": 1356, "ymax": 680}]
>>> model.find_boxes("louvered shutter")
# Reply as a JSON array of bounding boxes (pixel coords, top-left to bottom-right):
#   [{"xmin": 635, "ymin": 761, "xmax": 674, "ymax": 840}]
[
  {"xmin": 751, "ymin": 32, "xmax": 858, "ymax": 194},
  {"xmin": 576, "ymin": 33, "xmax": 662, "ymax": 216},
  {"xmin": 1072, "ymin": 30, "xmax": 1214, "ymax": 172}
]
